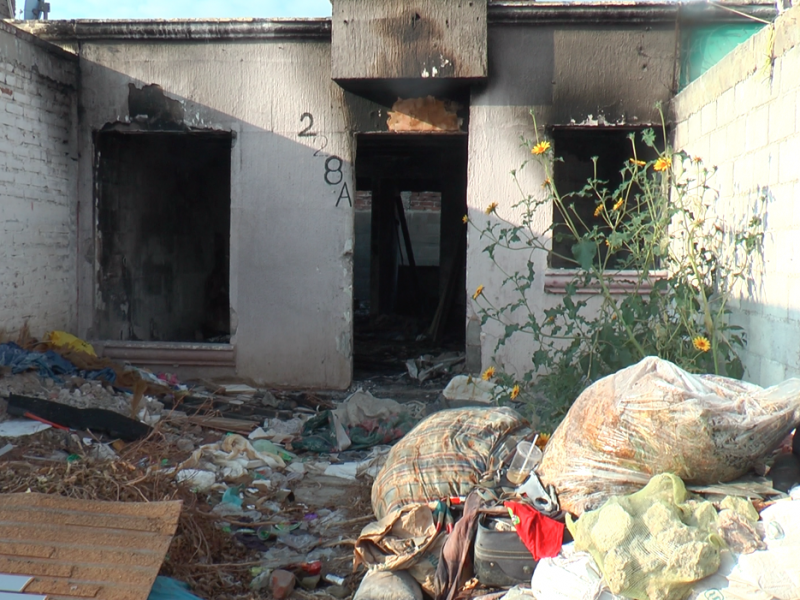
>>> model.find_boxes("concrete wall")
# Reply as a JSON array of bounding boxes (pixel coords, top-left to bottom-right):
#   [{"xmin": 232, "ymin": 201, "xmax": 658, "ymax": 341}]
[
  {"xmin": 673, "ymin": 5, "xmax": 800, "ymax": 386},
  {"xmin": 0, "ymin": 22, "xmax": 78, "ymax": 338},
  {"xmin": 76, "ymin": 39, "xmax": 354, "ymax": 388},
  {"xmin": 466, "ymin": 24, "xmax": 677, "ymax": 376},
  {"xmin": 0, "ymin": 1, "xmax": 14, "ymax": 19}
]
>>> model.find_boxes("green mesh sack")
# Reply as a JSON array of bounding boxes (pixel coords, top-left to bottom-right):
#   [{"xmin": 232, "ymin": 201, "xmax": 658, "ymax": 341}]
[{"xmin": 567, "ymin": 474, "xmax": 724, "ymax": 600}]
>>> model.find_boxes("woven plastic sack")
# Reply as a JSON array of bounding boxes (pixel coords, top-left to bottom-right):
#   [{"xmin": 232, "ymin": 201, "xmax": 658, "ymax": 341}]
[
  {"xmin": 568, "ymin": 474, "xmax": 723, "ymax": 600},
  {"xmin": 371, "ymin": 407, "xmax": 530, "ymax": 520},
  {"xmin": 538, "ymin": 356, "xmax": 800, "ymax": 515}
]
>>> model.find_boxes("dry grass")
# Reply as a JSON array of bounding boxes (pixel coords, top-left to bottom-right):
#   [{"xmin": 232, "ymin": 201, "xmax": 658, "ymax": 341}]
[{"xmin": 0, "ymin": 427, "xmax": 261, "ymax": 600}]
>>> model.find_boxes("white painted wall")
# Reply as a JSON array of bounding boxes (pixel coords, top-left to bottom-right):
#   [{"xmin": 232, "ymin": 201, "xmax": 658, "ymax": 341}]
[
  {"xmin": 466, "ymin": 25, "xmax": 676, "ymax": 377},
  {"xmin": 77, "ymin": 40, "xmax": 354, "ymax": 388},
  {"xmin": 0, "ymin": 22, "xmax": 78, "ymax": 338},
  {"xmin": 673, "ymin": 5, "xmax": 800, "ymax": 386}
]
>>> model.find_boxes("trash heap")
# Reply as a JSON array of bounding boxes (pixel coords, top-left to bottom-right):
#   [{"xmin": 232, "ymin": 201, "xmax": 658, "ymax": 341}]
[
  {"xmin": 3, "ymin": 330, "xmax": 800, "ymax": 600},
  {"xmin": 0, "ymin": 329, "xmax": 426, "ymax": 600},
  {"xmin": 347, "ymin": 356, "xmax": 800, "ymax": 600}
]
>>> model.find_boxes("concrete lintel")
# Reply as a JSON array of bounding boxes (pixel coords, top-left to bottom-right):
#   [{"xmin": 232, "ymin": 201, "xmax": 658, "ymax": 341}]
[
  {"xmin": 488, "ymin": 1, "xmax": 777, "ymax": 25},
  {"xmin": 12, "ymin": 2, "xmax": 776, "ymax": 44},
  {"xmin": 13, "ymin": 17, "xmax": 332, "ymax": 42}
]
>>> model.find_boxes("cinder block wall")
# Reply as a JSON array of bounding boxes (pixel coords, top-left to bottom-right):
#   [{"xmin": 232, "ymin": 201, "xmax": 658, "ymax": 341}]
[
  {"xmin": 673, "ymin": 5, "xmax": 800, "ymax": 385},
  {"xmin": 0, "ymin": 22, "xmax": 79, "ymax": 338}
]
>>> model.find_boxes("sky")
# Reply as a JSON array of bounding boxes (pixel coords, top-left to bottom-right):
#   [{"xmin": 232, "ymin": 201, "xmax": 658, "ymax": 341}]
[{"xmin": 36, "ymin": 0, "xmax": 332, "ymax": 20}]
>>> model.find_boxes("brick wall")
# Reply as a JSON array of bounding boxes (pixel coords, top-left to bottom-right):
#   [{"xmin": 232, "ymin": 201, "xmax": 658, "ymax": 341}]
[
  {"xmin": 673, "ymin": 5, "xmax": 800, "ymax": 385},
  {"xmin": 354, "ymin": 190, "xmax": 442, "ymax": 211},
  {"xmin": 0, "ymin": 22, "xmax": 79, "ymax": 338}
]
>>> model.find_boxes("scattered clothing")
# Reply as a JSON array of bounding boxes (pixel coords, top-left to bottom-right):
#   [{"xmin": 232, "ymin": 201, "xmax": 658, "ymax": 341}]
[{"xmin": 504, "ymin": 501, "xmax": 564, "ymax": 560}]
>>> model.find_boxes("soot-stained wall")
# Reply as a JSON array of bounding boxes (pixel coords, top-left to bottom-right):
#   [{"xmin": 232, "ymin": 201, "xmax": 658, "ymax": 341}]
[{"xmin": 95, "ymin": 132, "xmax": 231, "ymax": 343}]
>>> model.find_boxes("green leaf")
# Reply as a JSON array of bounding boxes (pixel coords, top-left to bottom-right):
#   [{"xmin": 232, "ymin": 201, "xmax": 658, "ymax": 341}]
[{"xmin": 571, "ymin": 240, "xmax": 597, "ymax": 271}]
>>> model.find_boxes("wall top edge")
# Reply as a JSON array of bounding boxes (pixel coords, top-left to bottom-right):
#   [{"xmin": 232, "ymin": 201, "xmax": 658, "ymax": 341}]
[{"xmin": 11, "ymin": 1, "xmax": 775, "ymax": 42}]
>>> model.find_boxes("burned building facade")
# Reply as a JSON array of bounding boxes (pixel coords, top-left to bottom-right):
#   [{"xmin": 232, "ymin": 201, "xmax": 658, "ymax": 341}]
[{"xmin": 1, "ymin": 0, "xmax": 794, "ymax": 388}]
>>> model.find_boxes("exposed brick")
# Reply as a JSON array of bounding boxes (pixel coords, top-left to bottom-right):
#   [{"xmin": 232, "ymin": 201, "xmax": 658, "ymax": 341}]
[
  {"xmin": 0, "ymin": 26, "xmax": 78, "ymax": 337},
  {"xmin": 353, "ymin": 190, "xmax": 442, "ymax": 212}
]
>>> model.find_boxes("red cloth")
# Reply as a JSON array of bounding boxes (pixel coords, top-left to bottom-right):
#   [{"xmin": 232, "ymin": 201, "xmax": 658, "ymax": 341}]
[{"xmin": 503, "ymin": 501, "xmax": 564, "ymax": 560}]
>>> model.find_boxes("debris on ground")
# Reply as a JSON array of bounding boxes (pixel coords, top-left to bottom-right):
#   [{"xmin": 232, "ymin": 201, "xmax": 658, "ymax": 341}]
[
  {"xmin": 406, "ymin": 351, "xmax": 465, "ymax": 383},
  {"xmin": 4, "ymin": 332, "xmax": 800, "ymax": 600}
]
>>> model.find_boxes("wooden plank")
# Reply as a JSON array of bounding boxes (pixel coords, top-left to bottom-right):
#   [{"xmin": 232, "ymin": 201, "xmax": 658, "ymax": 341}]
[
  {"xmin": 185, "ymin": 415, "xmax": 257, "ymax": 434},
  {"xmin": 332, "ymin": 0, "xmax": 487, "ymax": 81}
]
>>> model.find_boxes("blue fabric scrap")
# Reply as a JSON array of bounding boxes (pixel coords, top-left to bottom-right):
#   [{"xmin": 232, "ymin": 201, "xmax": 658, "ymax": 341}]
[{"xmin": 0, "ymin": 342, "xmax": 117, "ymax": 384}]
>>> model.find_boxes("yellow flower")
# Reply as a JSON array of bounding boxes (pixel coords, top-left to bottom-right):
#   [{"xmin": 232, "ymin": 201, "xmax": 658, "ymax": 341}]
[
  {"xmin": 462, "ymin": 214, "xmax": 469, "ymax": 224},
  {"xmin": 605, "ymin": 239, "xmax": 611, "ymax": 247},
  {"xmin": 654, "ymin": 156, "xmax": 672, "ymax": 172},
  {"xmin": 472, "ymin": 285, "xmax": 485, "ymax": 300},
  {"xmin": 485, "ymin": 202, "xmax": 498, "ymax": 215},
  {"xmin": 594, "ymin": 204, "xmax": 604, "ymax": 218},
  {"xmin": 693, "ymin": 336, "xmax": 711, "ymax": 352},
  {"xmin": 482, "ymin": 366, "xmax": 496, "ymax": 381},
  {"xmin": 535, "ymin": 433, "xmax": 551, "ymax": 449},
  {"xmin": 531, "ymin": 141, "xmax": 551, "ymax": 155},
  {"xmin": 612, "ymin": 198, "xmax": 624, "ymax": 211},
  {"xmin": 629, "ymin": 158, "xmax": 646, "ymax": 167},
  {"xmin": 693, "ymin": 156, "xmax": 702, "ymax": 163},
  {"xmin": 510, "ymin": 385, "xmax": 520, "ymax": 400},
  {"xmin": 542, "ymin": 178, "xmax": 551, "ymax": 188}
]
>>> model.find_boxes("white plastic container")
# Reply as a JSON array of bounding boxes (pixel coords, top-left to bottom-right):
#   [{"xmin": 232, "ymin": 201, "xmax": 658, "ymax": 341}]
[{"xmin": 506, "ymin": 439, "xmax": 543, "ymax": 485}]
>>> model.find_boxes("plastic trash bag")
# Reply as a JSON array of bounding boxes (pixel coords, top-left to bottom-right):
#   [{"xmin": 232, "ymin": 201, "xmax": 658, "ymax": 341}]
[
  {"xmin": 538, "ymin": 357, "xmax": 800, "ymax": 515},
  {"xmin": 371, "ymin": 407, "xmax": 530, "ymax": 520},
  {"xmin": 568, "ymin": 474, "xmax": 724, "ymax": 600}
]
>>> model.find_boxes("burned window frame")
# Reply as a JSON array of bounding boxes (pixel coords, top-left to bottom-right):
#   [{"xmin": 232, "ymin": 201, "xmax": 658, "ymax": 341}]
[{"xmin": 543, "ymin": 124, "xmax": 668, "ymax": 294}]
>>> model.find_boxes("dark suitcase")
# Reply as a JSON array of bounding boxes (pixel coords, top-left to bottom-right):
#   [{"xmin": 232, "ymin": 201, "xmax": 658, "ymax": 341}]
[{"xmin": 473, "ymin": 516, "xmax": 536, "ymax": 588}]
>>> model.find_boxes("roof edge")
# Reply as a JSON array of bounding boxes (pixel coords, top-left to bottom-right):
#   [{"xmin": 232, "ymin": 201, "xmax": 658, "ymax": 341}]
[
  {"xmin": 12, "ymin": 2, "xmax": 776, "ymax": 42},
  {"xmin": 13, "ymin": 18, "xmax": 332, "ymax": 42},
  {"xmin": 488, "ymin": 1, "xmax": 777, "ymax": 24}
]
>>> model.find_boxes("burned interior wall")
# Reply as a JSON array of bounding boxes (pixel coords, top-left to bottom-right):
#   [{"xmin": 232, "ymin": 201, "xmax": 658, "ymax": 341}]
[
  {"xmin": 466, "ymin": 23, "xmax": 677, "ymax": 375},
  {"xmin": 95, "ymin": 131, "xmax": 232, "ymax": 342},
  {"xmin": 0, "ymin": 22, "xmax": 78, "ymax": 338},
  {"xmin": 75, "ymin": 33, "xmax": 354, "ymax": 388}
]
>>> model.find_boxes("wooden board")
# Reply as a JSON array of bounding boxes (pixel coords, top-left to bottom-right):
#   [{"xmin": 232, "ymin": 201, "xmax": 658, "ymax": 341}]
[{"xmin": 0, "ymin": 493, "xmax": 181, "ymax": 600}]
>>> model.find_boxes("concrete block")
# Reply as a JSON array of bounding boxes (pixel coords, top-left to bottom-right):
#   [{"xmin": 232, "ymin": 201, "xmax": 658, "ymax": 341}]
[
  {"xmin": 701, "ymin": 101, "xmax": 717, "ymax": 136},
  {"xmin": 716, "ymin": 88, "xmax": 736, "ymax": 128},
  {"xmin": 760, "ymin": 356, "xmax": 787, "ymax": 387},
  {"xmin": 745, "ymin": 104, "xmax": 770, "ymax": 152},
  {"xmin": 709, "ymin": 126, "xmax": 728, "ymax": 163},
  {"xmin": 732, "ymin": 155, "xmax": 753, "ymax": 193},
  {"xmin": 768, "ymin": 89, "xmax": 797, "ymax": 144},
  {"xmin": 723, "ymin": 117, "xmax": 746, "ymax": 163},
  {"xmin": 687, "ymin": 111, "xmax": 703, "ymax": 144},
  {"xmin": 778, "ymin": 135, "xmax": 800, "ymax": 184},
  {"xmin": 673, "ymin": 120, "xmax": 689, "ymax": 149},
  {"xmin": 778, "ymin": 42, "xmax": 800, "ymax": 96}
]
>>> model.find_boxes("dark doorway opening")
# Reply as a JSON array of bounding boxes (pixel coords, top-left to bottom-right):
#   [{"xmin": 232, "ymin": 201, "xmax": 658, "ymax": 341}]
[
  {"xmin": 354, "ymin": 133, "xmax": 468, "ymax": 376},
  {"xmin": 94, "ymin": 131, "xmax": 232, "ymax": 343}
]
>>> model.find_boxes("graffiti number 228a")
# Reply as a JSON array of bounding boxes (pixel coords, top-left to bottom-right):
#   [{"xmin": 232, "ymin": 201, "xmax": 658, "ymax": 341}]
[{"xmin": 299, "ymin": 112, "xmax": 351, "ymax": 207}]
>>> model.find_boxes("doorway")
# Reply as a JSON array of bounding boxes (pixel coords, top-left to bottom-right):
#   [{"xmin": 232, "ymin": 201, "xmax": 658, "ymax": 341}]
[
  {"xmin": 94, "ymin": 130, "xmax": 233, "ymax": 343},
  {"xmin": 353, "ymin": 133, "xmax": 468, "ymax": 375}
]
